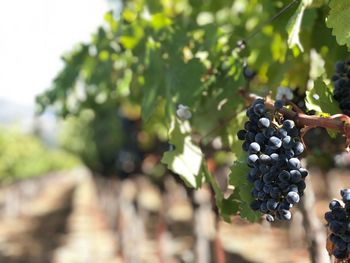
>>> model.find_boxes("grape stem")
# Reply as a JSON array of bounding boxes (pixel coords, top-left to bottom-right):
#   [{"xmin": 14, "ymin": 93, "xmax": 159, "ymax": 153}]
[{"xmin": 241, "ymin": 91, "xmax": 350, "ymax": 150}]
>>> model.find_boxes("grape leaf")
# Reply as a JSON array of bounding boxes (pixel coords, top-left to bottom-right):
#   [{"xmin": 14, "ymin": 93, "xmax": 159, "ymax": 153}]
[
  {"xmin": 238, "ymin": 184, "xmax": 261, "ymax": 222},
  {"xmin": 326, "ymin": 0, "xmax": 350, "ymax": 50},
  {"xmin": 305, "ymin": 78, "xmax": 340, "ymax": 115},
  {"xmin": 286, "ymin": 1, "xmax": 307, "ymax": 52},
  {"xmin": 219, "ymin": 192, "xmax": 241, "ymax": 222},
  {"xmin": 142, "ymin": 47, "xmax": 166, "ymax": 121},
  {"xmin": 166, "ymin": 58, "xmax": 205, "ymax": 107},
  {"xmin": 161, "ymin": 118, "xmax": 204, "ymax": 188},
  {"xmin": 201, "ymin": 163, "xmax": 240, "ymax": 222},
  {"xmin": 229, "ymin": 159, "xmax": 261, "ymax": 222},
  {"xmin": 229, "ymin": 160, "xmax": 248, "ymax": 186}
]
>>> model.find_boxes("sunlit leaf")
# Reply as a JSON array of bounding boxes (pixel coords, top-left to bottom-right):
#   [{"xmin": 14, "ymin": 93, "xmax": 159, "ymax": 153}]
[
  {"xmin": 326, "ymin": 0, "xmax": 350, "ymax": 50},
  {"xmin": 306, "ymin": 78, "xmax": 340, "ymax": 115},
  {"xmin": 161, "ymin": 118, "xmax": 204, "ymax": 188}
]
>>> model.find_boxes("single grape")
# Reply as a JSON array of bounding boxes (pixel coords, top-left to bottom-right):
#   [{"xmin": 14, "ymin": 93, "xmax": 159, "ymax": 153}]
[
  {"xmin": 259, "ymin": 154, "xmax": 271, "ymax": 164},
  {"xmin": 266, "ymin": 214, "xmax": 275, "ymax": 222},
  {"xmin": 279, "ymin": 209, "xmax": 292, "ymax": 220},
  {"xmin": 293, "ymin": 142, "xmax": 304, "ymax": 156},
  {"xmin": 299, "ymin": 168, "xmax": 308, "ymax": 178},
  {"xmin": 286, "ymin": 191, "xmax": 300, "ymax": 204},
  {"xmin": 243, "ymin": 66, "xmax": 256, "ymax": 80},
  {"xmin": 288, "ymin": 158, "xmax": 301, "ymax": 169},
  {"xmin": 247, "ymin": 154, "xmax": 259, "ymax": 167},
  {"xmin": 341, "ymin": 189, "xmax": 350, "ymax": 197},
  {"xmin": 269, "ymin": 136, "xmax": 282, "ymax": 149},
  {"xmin": 290, "ymin": 170, "xmax": 302, "ymax": 183},
  {"xmin": 283, "ymin": 120, "xmax": 295, "ymax": 130},
  {"xmin": 249, "ymin": 142, "xmax": 261, "ymax": 153},
  {"xmin": 258, "ymin": 117, "xmax": 270, "ymax": 128},
  {"xmin": 255, "ymin": 133, "xmax": 266, "ymax": 144},
  {"xmin": 250, "ymin": 200, "xmax": 261, "ymax": 211},
  {"xmin": 267, "ymin": 199, "xmax": 279, "ymax": 211},
  {"xmin": 330, "ymin": 200, "xmax": 342, "ymax": 210},
  {"xmin": 325, "ymin": 211, "xmax": 333, "ymax": 222},
  {"xmin": 342, "ymin": 192, "xmax": 350, "ymax": 202},
  {"xmin": 274, "ymin": 100, "xmax": 284, "ymax": 110},
  {"xmin": 278, "ymin": 170, "xmax": 290, "ymax": 182},
  {"xmin": 254, "ymin": 103, "xmax": 265, "ymax": 115},
  {"xmin": 237, "ymin": 129, "xmax": 247, "ymax": 140}
]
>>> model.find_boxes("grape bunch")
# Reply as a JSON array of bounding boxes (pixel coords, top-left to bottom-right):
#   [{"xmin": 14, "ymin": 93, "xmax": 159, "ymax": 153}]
[
  {"xmin": 237, "ymin": 99, "xmax": 308, "ymax": 222},
  {"xmin": 325, "ymin": 189, "xmax": 350, "ymax": 260},
  {"xmin": 332, "ymin": 60, "xmax": 350, "ymax": 116}
]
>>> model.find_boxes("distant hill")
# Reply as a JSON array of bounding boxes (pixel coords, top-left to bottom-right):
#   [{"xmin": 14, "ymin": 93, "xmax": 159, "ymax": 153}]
[
  {"xmin": 0, "ymin": 98, "xmax": 58, "ymax": 146},
  {"xmin": 0, "ymin": 98, "xmax": 34, "ymax": 124}
]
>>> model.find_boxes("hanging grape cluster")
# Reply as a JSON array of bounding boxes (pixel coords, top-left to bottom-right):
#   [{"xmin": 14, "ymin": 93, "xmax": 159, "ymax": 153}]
[
  {"xmin": 237, "ymin": 99, "xmax": 308, "ymax": 221},
  {"xmin": 332, "ymin": 60, "xmax": 350, "ymax": 116},
  {"xmin": 325, "ymin": 189, "xmax": 350, "ymax": 260}
]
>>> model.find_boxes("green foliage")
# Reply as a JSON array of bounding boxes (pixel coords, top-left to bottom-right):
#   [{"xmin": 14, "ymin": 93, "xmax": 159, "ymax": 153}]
[
  {"xmin": 327, "ymin": 0, "xmax": 350, "ymax": 50},
  {"xmin": 305, "ymin": 78, "xmax": 340, "ymax": 115},
  {"xmin": 161, "ymin": 118, "xmax": 204, "ymax": 188},
  {"xmin": 0, "ymin": 128, "xmax": 80, "ymax": 183},
  {"xmin": 37, "ymin": 0, "xmax": 350, "ymax": 222},
  {"xmin": 230, "ymin": 160, "xmax": 261, "ymax": 222},
  {"xmin": 286, "ymin": 1, "xmax": 308, "ymax": 52}
]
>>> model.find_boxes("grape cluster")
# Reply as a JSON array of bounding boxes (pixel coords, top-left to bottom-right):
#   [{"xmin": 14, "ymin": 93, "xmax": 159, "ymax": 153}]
[
  {"xmin": 332, "ymin": 60, "xmax": 350, "ymax": 116},
  {"xmin": 237, "ymin": 99, "xmax": 308, "ymax": 222},
  {"xmin": 325, "ymin": 189, "xmax": 350, "ymax": 260}
]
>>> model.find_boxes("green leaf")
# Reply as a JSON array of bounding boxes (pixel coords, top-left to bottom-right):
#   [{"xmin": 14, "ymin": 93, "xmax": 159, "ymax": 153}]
[
  {"xmin": 219, "ymin": 192, "xmax": 240, "ymax": 222},
  {"xmin": 166, "ymin": 58, "xmax": 205, "ymax": 107},
  {"xmin": 229, "ymin": 160, "xmax": 248, "ymax": 186},
  {"xmin": 238, "ymin": 184, "xmax": 261, "ymax": 222},
  {"xmin": 228, "ymin": 159, "xmax": 261, "ymax": 222},
  {"xmin": 151, "ymin": 13, "xmax": 172, "ymax": 30},
  {"xmin": 142, "ymin": 46, "xmax": 165, "ymax": 121},
  {"xmin": 161, "ymin": 118, "xmax": 204, "ymax": 188},
  {"xmin": 201, "ymin": 163, "xmax": 239, "ymax": 222},
  {"xmin": 326, "ymin": 0, "xmax": 350, "ymax": 50},
  {"xmin": 305, "ymin": 78, "xmax": 340, "ymax": 115},
  {"xmin": 286, "ymin": 1, "xmax": 308, "ymax": 52}
]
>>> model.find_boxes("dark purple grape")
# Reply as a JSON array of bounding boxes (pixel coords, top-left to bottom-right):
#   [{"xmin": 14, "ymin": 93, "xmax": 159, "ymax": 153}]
[
  {"xmin": 290, "ymin": 170, "xmax": 302, "ymax": 183},
  {"xmin": 293, "ymin": 142, "xmax": 304, "ymax": 156},
  {"xmin": 299, "ymin": 168, "xmax": 308, "ymax": 178},
  {"xmin": 283, "ymin": 120, "xmax": 295, "ymax": 130},
  {"xmin": 274, "ymin": 100, "xmax": 283, "ymax": 110},
  {"xmin": 247, "ymin": 154, "xmax": 259, "ymax": 167},
  {"xmin": 286, "ymin": 191, "xmax": 300, "ymax": 204},
  {"xmin": 255, "ymin": 133, "xmax": 266, "ymax": 144},
  {"xmin": 278, "ymin": 170, "xmax": 290, "ymax": 182},
  {"xmin": 330, "ymin": 200, "xmax": 342, "ymax": 210},
  {"xmin": 237, "ymin": 129, "xmax": 247, "ymax": 140},
  {"xmin": 258, "ymin": 117, "xmax": 270, "ymax": 128},
  {"xmin": 250, "ymin": 200, "xmax": 261, "ymax": 211},
  {"xmin": 267, "ymin": 199, "xmax": 279, "ymax": 211},
  {"xmin": 288, "ymin": 158, "xmax": 301, "ymax": 169},
  {"xmin": 249, "ymin": 142, "xmax": 261, "ymax": 153},
  {"xmin": 254, "ymin": 103, "xmax": 265, "ymax": 115},
  {"xmin": 325, "ymin": 211, "xmax": 333, "ymax": 222},
  {"xmin": 282, "ymin": 136, "xmax": 294, "ymax": 149},
  {"xmin": 243, "ymin": 66, "xmax": 256, "ymax": 80},
  {"xmin": 279, "ymin": 209, "xmax": 291, "ymax": 220},
  {"xmin": 266, "ymin": 214, "xmax": 275, "ymax": 222},
  {"xmin": 259, "ymin": 154, "xmax": 271, "ymax": 164},
  {"xmin": 269, "ymin": 136, "xmax": 282, "ymax": 149}
]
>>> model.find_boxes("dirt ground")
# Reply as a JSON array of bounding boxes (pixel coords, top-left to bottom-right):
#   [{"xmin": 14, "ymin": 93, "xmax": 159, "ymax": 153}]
[{"xmin": 0, "ymin": 167, "xmax": 345, "ymax": 263}]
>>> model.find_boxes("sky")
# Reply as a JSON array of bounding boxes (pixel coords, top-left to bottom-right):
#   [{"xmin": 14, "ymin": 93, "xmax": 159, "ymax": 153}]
[{"xmin": 0, "ymin": 0, "xmax": 111, "ymax": 107}]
